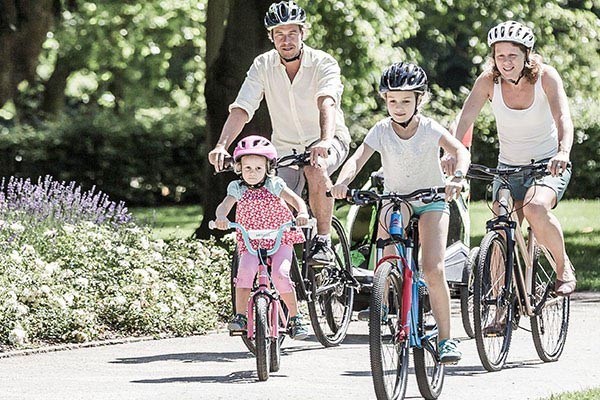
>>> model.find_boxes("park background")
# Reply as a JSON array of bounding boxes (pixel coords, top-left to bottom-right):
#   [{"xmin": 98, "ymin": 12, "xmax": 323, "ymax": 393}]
[{"xmin": 0, "ymin": 0, "xmax": 598, "ymax": 365}]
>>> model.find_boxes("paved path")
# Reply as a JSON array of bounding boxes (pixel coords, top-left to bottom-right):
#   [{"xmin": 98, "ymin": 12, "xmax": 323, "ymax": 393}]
[{"xmin": 0, "ymin": 293, "xmax": 599, "ymax": 400}]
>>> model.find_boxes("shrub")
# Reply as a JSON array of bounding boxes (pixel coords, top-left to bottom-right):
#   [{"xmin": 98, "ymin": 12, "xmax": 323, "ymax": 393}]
[
  {"xmin": 0, "ymin": 176, "xmax": 232, "ymax": 350},
  {"xmin": 0, "ymin": 110, "xmax": 204, "ymax": 206}
]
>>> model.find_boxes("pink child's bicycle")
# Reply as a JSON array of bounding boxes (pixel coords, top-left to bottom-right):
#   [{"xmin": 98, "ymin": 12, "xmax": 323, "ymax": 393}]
[{"xmin": 210, "ymin": 219, "xmax": 301, "ymax": 381}]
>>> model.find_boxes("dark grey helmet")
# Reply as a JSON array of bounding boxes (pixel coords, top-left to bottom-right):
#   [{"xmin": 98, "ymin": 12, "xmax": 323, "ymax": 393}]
[
  {"xmin": 264, "ymin": 1, "xmax": 306, "ymax": 31},
  {"xmin": 379, "ymin": 62, "xmax": 428, "ymax": 93}
]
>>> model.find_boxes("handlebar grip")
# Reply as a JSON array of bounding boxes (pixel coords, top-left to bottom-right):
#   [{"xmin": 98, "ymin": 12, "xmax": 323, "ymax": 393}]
[{"xmin": 208, "ymin": 221, "xmax": 216, "ymax": 230}]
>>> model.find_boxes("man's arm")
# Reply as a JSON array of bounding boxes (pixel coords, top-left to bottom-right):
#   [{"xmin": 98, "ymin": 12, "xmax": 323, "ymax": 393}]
[
  {"xmin": 208, "ymin": 108, "xmax": 249, "ymax": 171},
  {"xmin": 308, "ymin": 95, "xmax": 336, "ymax": 166}
]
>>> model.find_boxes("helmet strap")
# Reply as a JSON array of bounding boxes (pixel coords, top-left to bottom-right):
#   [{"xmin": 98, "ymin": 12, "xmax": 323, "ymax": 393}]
[
  {"xmin": 281, "ymin": 44, "xmax": 303, "ymax": 63},
  {"xmin": 506, "ymin": 68, "xmax": 525, "ymax": 85},
  {"xmin": 241, "ymin": 175, "xmax": 267, "ymax": 189},
  {"xmin": 391, "ymin": 94, "xmax": 420, "ymax": 129}
]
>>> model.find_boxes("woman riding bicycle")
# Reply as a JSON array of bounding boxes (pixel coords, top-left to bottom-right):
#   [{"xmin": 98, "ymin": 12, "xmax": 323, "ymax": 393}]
[
  {"xmin": 214, "ymin": 135, "xmax": 309, "ymax": 339},
  {"xmin": 330, "ymin": 61, "xmax": 470, "ymax": 363},
  {"xmin": 444, "ymin": 20, "xmax": 576, "ymax": 296}
]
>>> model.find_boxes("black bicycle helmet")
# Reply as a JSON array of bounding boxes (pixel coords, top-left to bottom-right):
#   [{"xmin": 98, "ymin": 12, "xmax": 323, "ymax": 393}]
[
  {"xmin": 379, "ymin": 62, "xmax": 428, "ymax": 94},
  {"xmin": 264, "ymin": 1, "xmax": 306, "ymax": 31}
]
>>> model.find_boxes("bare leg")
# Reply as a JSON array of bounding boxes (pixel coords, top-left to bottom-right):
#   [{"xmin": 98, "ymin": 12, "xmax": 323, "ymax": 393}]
[
  {"xmin": 235, "ymin": 288, "xmax": 251, "ymax": 315},
  {"xmin": 522, "ymin": 186, "xmax": 574, "ymax": 282},
  {"xmin": 304, "ymin": 164, "xmax": 333, "ymax": 235},
  {"xmin": 419, "ymin": 211, "xmax": 452, "ymax": 341},
  {"xmin": 280, "ymin": 292, "xmax": 300, "ymax": 317}
]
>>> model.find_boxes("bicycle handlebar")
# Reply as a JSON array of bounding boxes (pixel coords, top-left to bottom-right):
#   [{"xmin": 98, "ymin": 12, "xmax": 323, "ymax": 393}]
[
  {"xmin": 467, "ymin": 161, "xmax": 572, "ymax": 181},
  {"xmin": 213, "ymin": 150, "xmax": 313, "ymax": 175},
  {"xmin": 209, "ymin": 220, "xmax": 292, "ymax": 256},
  {"xmin": 208, "ymin": 219, "xmax": 315, "ymax": 256},
  {"xmin": 338, "ymin": 187, "xmax": 447, "ymax": 206}
]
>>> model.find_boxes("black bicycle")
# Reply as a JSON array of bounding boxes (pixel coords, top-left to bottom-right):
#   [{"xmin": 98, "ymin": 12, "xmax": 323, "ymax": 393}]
[{"xmin": 467, "ymin": 162, "xmax": 570, "ymax": 371}]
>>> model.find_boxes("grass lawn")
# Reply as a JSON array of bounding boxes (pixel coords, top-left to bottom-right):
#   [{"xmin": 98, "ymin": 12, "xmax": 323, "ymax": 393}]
[
  {"xmin": 131, "ymin": 199, "xmax": 600, "ymax": 290},
  {"xmin": 130, "ymin": 204, "xmax": 202, "ymax": 240},
  {"xmin": 541, "ymin": 387, "xmax": 600, "ymax": 400}
]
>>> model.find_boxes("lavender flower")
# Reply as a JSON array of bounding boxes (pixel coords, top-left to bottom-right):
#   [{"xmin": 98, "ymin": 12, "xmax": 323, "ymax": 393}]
[{"xmin": 0, "ymin": 176, "xmax": 132, "ymax": 233}]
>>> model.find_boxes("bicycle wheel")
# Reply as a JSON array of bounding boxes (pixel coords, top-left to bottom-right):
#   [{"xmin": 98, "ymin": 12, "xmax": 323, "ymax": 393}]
[
  {"xmin": 254, "ymin": 295, "xmax": 271, "ymax": 381},
  {"xmin": 307, "ymin": 216, "xmax": 354, "ymax": 347},
  {"xmin": 530, "ymin": 245, "xmax": 570, "ymax": 362},
  {"xmin": 414, "ymin": 285, "xmax": 445, "ymax": 400},
  {"xmin": 460, "ymin": 247, "xmax": 479, "ymax": 339},
  {"xmin": 230, "ymin": 251, "xmax": 256, "ymax": 354},
  {"xmin": 473, "ymin": 231, "xmax": 513, "ymax": 372},
  {"xmin": 369, "ymin": 260, "xmax": 409, "ymax": 400}
]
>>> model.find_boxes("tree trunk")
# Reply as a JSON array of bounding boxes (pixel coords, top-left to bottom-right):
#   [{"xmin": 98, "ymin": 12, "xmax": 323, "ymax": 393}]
[
  {"xmin": 196, "ymin": 0, "xmax": 273, "ymax": 239},
  {"xmin": 0, "ymin": 0, "xmax": 57, "ymax": 109}
]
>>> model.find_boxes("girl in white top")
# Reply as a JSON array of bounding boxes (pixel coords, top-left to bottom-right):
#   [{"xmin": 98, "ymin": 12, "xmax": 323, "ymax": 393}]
[
  {"xmin": 331, "ymin": 62, "xmax": 470, "ymax": 363},
  {"xmin": 446, "ymin": 21, "xmax": 576, "ymax": 296}
]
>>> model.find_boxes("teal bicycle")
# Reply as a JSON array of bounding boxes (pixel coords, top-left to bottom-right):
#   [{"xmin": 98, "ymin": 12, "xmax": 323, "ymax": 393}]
[{"xmin": 343, "ymin": 187, "xmax": 447, "ymax": 400}]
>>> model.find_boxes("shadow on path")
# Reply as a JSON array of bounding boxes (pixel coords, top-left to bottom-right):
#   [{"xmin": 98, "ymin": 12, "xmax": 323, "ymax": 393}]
[
  {"xmin": 110, "ymin": 351, "xmax": 253, "ymax": 364},
  {"xmin": 132, "ymin": 370, "xmax": 288, "ymax": 384}
]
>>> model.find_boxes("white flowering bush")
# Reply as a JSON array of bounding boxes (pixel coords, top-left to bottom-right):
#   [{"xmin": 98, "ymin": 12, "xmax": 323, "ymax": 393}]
[{"xmin": 0, "ymin": 176, "xmax": 232, "ymax": 350}]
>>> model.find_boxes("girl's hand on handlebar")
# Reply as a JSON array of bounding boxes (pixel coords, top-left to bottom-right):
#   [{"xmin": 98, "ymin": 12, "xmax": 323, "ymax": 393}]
[
  {"xmin": 214, "ymin": 216, "xmax": 230, "ymax": 230},
  {"xmin": 295, "ymin": 212, "xmax": 310, "ymax": 227},
  {"xmin": 441, "ymin": 153, "xmax": 457, "ymax": 176},
  {"xmin": 330, "ymin": 184, "xmax": 349, "ymax": 199},
  {"xmin": 444, "ymin": 180, "xmax": 463, "ymax": 202}
]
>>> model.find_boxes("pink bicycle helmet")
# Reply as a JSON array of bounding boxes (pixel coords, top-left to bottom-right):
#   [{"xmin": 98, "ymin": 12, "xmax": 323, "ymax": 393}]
[{"xmin": 233, "ymin": 135, "xmax": 278, "ymax": 162}]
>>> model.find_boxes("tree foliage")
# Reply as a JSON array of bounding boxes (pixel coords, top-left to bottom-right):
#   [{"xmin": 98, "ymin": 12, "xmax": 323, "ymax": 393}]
[{"xmin": 0, "ymin": 0, "xmax": 598, "ymax": 222}]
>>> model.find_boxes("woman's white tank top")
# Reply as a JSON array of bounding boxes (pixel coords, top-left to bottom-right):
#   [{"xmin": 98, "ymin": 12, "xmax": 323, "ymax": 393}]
[{"xmin": 491, "ymin": 76, "xmax": 558, "ymax": 165}]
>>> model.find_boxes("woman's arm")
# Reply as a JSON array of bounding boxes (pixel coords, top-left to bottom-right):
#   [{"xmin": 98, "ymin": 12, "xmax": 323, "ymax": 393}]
[
  {"xmin": 453, "ymin": 72, "xmax": 493, "ymax": 142},
  {"xmin": 330, "ymin": 142, "xmax": 375, "ymax": 198},
  {"xmin": 442, "ymin": 72, "xmax": 492, "ymax": 175},
  {"xmin": 542, "ymin": 64, "xmax": 574, "ymax": 176}
]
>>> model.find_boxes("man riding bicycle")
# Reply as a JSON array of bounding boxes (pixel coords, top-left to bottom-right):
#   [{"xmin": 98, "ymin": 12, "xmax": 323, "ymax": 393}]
[{"xmin": 208, "ymin": 1, "xmax": 351, "ymax": 264}]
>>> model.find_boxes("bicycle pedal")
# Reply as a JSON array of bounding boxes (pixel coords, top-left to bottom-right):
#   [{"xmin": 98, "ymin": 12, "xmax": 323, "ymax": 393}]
[{"xmin": 229, "ymin": 330, "xmax": 246, "ymax": 337}]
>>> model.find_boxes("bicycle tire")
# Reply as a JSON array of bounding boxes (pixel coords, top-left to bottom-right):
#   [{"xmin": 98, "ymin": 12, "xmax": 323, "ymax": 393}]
[
  {"xmin": 473, "ymin": 231, "xmax": 513, "ymax": 372},
  {"xmin": 230, "ymin": 251, "xmax": 256, "ymax": 355},
  {"xmin": 254, "ymin": 295, "xmax": 271, "ymax": 381},
  {"xmin": 460, "ymin": 247, "xmax": 479, "ymax": 339},
  {"xmin": 307, "ymin": 216, "xmax": 354, "ymax": 347},
  {"xmin": 270, "ymin": 302, "xmax": 286, "ymax": 372},
  {"xmin": 269, "ymin": 336, "xmax": 283, "ymax": 372},
  {"xmin": 530, "ymin": 245, "xmax": 570, "ymax": 362},
  {"xmin": 369, "ymin": 260, "xmax": 409, "ymax": 400},
  {"xmin": 414, "ymin": 285, "xmax": 445, "ymax": 399}
]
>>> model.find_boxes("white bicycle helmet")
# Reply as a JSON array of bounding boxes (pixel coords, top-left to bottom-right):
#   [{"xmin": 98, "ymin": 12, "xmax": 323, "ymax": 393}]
[
  {"xmin": 487, "ymin": 21, "xmax": 535, "ymax": 49},
  {"xmin": 264, "ymin": 1, "xmax": 306, "ymax": 31}
]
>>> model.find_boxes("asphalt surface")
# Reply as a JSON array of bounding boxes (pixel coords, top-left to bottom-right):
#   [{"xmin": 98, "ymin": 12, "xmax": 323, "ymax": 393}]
[{"xmin": 1, "ymin": 293, "xmax": 599, "ymax": 400}]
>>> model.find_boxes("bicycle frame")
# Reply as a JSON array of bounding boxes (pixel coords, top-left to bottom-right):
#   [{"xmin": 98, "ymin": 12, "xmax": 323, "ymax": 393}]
[
  {"xmin": 374, "ymin": 212, "xmax": 437, "ymax": 351},
  {"xmin": 355, "ymin": 187, "xmax": 446, "ymax": 350},
  {"xmin": 487, "ymin": 186, "xmax": 560, "ymax": 318}
]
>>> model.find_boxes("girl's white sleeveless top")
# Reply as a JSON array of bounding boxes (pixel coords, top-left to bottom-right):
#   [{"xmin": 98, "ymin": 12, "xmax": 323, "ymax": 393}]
[{"xmin": 491, "ymin": 76, "xmax": 558, "ymax": 165}]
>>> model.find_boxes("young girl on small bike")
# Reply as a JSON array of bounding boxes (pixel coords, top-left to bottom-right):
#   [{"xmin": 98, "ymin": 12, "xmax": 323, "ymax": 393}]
[
  {"xmin": 330, "ymin": 62, "xmax": 470, "ymax": 363},
  {"xmin": 214, "ymin": 135, "xmax": 309, "ymax": 340}
]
